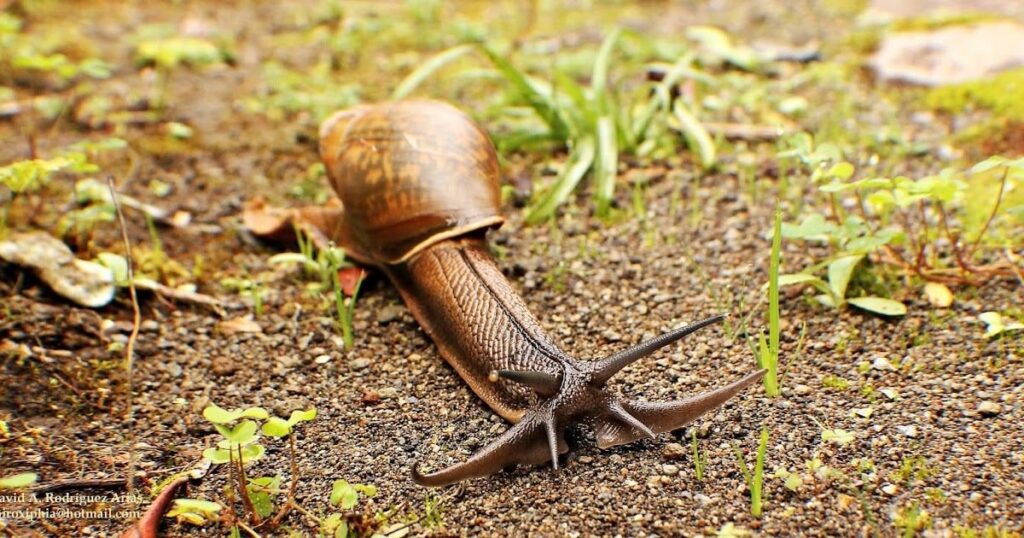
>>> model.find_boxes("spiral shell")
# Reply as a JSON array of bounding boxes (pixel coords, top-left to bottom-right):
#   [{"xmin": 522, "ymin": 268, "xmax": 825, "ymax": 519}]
[{"xmin": 319, "ymin": 100, "xmax": 504, "ymax": 264}]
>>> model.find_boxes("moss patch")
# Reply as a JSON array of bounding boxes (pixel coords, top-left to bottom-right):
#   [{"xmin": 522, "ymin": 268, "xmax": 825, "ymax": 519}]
[{"xmin": 924, "ymin": 68, "xmax": 1024, "ymax": 119}]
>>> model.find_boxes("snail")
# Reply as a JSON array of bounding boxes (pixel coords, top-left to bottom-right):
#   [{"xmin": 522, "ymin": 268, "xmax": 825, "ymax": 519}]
[{"xmin": 309, "ymin": 99, "xmax": 764, "ymax": 487}]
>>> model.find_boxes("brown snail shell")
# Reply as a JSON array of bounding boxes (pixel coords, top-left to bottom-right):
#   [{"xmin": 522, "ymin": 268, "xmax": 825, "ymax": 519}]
[{"xmin": 319, "ymin": 100, "xmax": 504, "ymax": 265}]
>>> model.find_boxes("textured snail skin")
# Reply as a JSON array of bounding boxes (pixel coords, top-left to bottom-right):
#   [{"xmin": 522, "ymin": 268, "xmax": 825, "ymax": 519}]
[{"xmin": 318, "ymin": 100, "xmax": 765, "ymax": 487}]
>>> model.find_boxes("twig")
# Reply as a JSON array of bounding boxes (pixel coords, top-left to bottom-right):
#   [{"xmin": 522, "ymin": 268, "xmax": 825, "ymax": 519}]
[
  {"xmin": 290, "ymin": 502, "xmax": 322, "ymax": 527},
  {"xmin": 236, "ymin": 521, "xmax": 263, "ymax": 538},
  {"xmin": 966, "ymin": 166, "xmax": 1008, "ymax": 260},
  {"xmin": 236, "ymin": 444, "xmax": 261, "ymax": 525},
  {"xmin": 1003, "ymin": 249, "xmax": 1024, "ymax": 286},
  {"xmin": 268, "ymin": 434, "xmax": 300, "ymax": 528},
  {"xmin": 31, "ymin": 477, "xmax": 126, "ymax": 494},
  {"xmin": 107, "ymin": 175, "xmax": 141, "ymax": 496}
]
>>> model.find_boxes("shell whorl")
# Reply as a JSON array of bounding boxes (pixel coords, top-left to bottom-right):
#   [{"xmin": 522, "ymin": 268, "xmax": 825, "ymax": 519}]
[{"xmin": 319, "ymin": 100, "xmax": 504, "ymax": 265}]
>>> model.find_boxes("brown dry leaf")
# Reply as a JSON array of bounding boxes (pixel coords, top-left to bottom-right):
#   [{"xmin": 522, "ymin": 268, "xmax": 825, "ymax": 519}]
[
  {"xmin": 242, "ymin": 197, "xmax": 351, "ymax": 253},
  {"xmin": 217, "ymin": 315, "xmax": 262, "ymax": 335}
]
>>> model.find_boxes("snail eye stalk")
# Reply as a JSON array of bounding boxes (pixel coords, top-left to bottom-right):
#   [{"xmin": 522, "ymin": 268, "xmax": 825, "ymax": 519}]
[{"xmin": 589, "ymin": 314, "xmax": 727, "ymax": 385}]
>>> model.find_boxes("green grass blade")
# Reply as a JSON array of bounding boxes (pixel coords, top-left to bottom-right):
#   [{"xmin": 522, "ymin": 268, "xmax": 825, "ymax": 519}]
[
  {"xmin": 477, "ymin": 43, "xmax": 573, "ymax": 138},
  {"xmin": 480, "ymin": 44, "xmax": 570, "ymax": 139},
  {"xmin": 765, "ymin": 206, "xmax": 782, "ymax": 396},
  {"xmin": 752, "ymin": 427, "xmax": 768, "ymax": 517},
  {"xmin": 525, "ymin": 137, "xmax": 596, "ymax": 224},
  {"xmin": 591, "ymin": 27, "xmax": 622, "ymax": 104},
  {"xmin": 594, "ymin": 115, "xmax": 618, "ymax": 217},
  {"xmin": 391, "ymin": 44, "xmax": 475, "ymax": 100},
  {"xmin": 672, "ymin": 99, "xmax": 716, "ymax": 169}
]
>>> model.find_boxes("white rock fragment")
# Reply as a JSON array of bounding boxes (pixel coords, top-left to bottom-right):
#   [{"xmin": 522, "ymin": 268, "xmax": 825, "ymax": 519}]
[
  {"xmin": 870, "ymin": 22, "xmax": 1024, "ymax": 86},
  {"xmin": 896, "ymin": 425, "xmax": 918, "ymax": 438},
  {"xmin": 872, "ymin": 357, "xmax": 896, "ymax": 371},
  {"xmin": 0, "ymin": 231, "xmax": 114, "ymax": 307}
]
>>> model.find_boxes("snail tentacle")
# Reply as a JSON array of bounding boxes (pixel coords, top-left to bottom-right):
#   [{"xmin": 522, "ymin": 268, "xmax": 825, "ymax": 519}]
[
  {"xmin": 589, "ymin": 314, "xmax": 728, "ymax": 385},
  {"xmin": 492, "ymin": 369, "xmax": 562, "ymax": 397},
  {"xmin": 414, "ymin": 320, "xmax": 763, "ymax": 487}
]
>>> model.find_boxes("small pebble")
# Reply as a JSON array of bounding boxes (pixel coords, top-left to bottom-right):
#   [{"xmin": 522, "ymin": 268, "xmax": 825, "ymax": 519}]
[
  {"xmin": 872, "ymin": 357, "xmax": 895, "ymax": 371},
  {"xmin": 793, "ymin": 384, "xmax": 812, "ymax": 396},
  {"xmin": 882, "ymin": 484, "xmax": 898, "ymax": 495},
  {"xmin": 376, "ymin": 305, "xmax": 404, "ymax": 324},
  {"xmin": 977, "ymin": 401, "xmax": 1001, "ymax": 417},
  {"xmin": 662, "ymin": 443, "xmax": 686, "ymax": 460},
  {"xmin": 314, "ymin": 354, "xmax": 331, "ymax": 364},
  {"xmin": 662, "ymin": 464, "xmax": 680, "ymax": 475},
  {"xmin": 896, "ymin": 425, "xmax": 918, "ymax": 438},
  {"xmin": 350, "ymin": 358, "xmax": 371, "ymax": 370}
]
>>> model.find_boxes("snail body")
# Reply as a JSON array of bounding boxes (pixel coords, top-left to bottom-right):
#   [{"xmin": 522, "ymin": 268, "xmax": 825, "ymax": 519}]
[{"xmin": 316, "ymin": 100, "xmax": 763, "ymax": 486}]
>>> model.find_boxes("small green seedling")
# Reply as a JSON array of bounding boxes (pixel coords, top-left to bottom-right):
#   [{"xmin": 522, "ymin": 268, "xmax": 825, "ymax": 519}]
[
  {"xmin": 894, "ymin": 501, "xmax": 932, "ymax": 538},
  {"xmin": 422, "ymin": 491, "xmax": 446, "ymax": 530},
  {"xmin": 322, "ymin": 479, "xmax": 378, "ymax": 538},
  {"xmin": 135, "ymin": 36, "xmax": 226, "ymax": 108},
  {"xmin": 756, "ymin": 207, "xmax": 783, "ymax": 397},
  {"xmin": 200, "ymin": 403, "xmax": 317, "ymax": 531},
  {"xmin": 166, "ymin": 498, "xmax": 223, "ymax": 526},
  {"xmin": 891, "ymin": 456, "xmax": 933, "ymax": 485},
  {"xmin": 135, "ymin": 37, "xmax": 223, "ymax": 70},
  {"xmin": 691, "ymin": 429, "xmax": 706, "ymax": 481},
  {"xmin": 271, "ymin": 238, "xmax": 363, "ymax": 348},
  {"xmin": 0, "ymin": 12, "xmax": 110, "ymax": 84},
  {"xmin": 821, "ymin": 375, "xmax": 850, "ymax": 390},
  {"xmin": 769, "ymin": 466, "xmax": 804, "ymax": 492},
  {"xmin": 778, "ymin": 137, "xmax": 1023, "ymax": 309},
  {"xmin": 732, "ymin": 427, "xmax": 769, "ymax": 517}
]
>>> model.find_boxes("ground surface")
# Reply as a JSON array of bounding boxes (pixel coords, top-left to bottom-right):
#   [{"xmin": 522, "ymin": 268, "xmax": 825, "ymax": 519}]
[{"xmin": 1, "ymin": 1, "xmax": 1022, "ymax": 537}]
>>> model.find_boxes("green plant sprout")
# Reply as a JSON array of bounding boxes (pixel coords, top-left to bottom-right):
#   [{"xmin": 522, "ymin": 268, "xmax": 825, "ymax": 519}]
[
  {"xmin": 270, "ymin": 232, "xmax": 363, "ymax": 347},
  {"xmin": 1, "ymin": 138, "xmax": 126, "ymax": 238},
  {"xmin": 243, "ymin": 60, "xmax": 362, "ymax": 123},
  {"xmin": 321, "ymin": 479, "xmax": 379, "ymax": 537},
  {"xmin": 732, "ymin": 427, "xmax": 768, "ymax": 517},
  {"xmin": 0, "ymin": 12, "xmax": 111, "ymax": 85},
  {"xmin": 778, "ymin": 135, "xmax": 1023, "ymax": 314},
  {"xmin": 894, "ymin": 501, "xmax": 932, "ymax": 538},
  {"xmin": 135, "ymin": 35, "xmax": 226, "ymax": 108},
  {"xmin": 691, "ymin": 429, "xmax": 706, "ymax": 481},
  {"xmin": 769, "ymin": 466, "xmax": 804, "ymax": 492},
  {"xmin": 756, "ymin": 207, "xmax": 783, "ymax": 397},
  {"xmin": 200, "ymin": 403, "xmax": 317, "ymax": 533}
]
